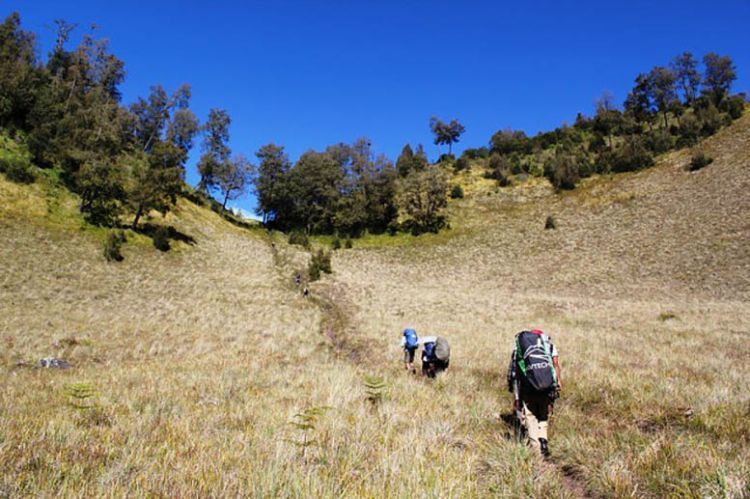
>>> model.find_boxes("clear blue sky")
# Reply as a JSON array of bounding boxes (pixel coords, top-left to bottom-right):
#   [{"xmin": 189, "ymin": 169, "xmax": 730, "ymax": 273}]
[{"xmin": 5, "ymin": 1, "xmax": 749, "ymax": 214}]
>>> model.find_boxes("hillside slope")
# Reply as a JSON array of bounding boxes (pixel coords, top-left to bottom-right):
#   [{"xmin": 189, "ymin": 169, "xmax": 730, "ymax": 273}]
[
  {"xmin": 1, "ymin": 114, "xmax": 749, "ymax": 497},
  {"xmin": 329, "ymin": 113, "xmax": 750, "ymax": 496}
]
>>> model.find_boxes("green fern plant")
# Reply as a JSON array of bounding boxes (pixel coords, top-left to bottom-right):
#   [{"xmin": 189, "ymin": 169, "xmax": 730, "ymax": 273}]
[
  {"xmin": 64, "ymin": 382, "xmax": 112, "ymax": 426},
  {"xmin": 65, "ymin": 382, "xmax": 97, "ymax": 410},
  {"xmin": 288, "ymin": 406, "xmax": 329, "ymax": 460},
  {"xmin": 363, "ymin": 375, "xmax": 387, "ymax": 407}
]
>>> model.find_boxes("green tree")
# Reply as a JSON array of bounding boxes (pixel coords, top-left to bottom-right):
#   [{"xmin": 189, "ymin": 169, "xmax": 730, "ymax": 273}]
[
  {"xmin": 76, "ymin": 156, "xmax": 126, "ymax": 225},
  {"xmin": 396, "ymin": 144, "xmax": 415, "ymax": 177},
  {"xmin": 671, "ymin": 52, "xmax": 701, "ymax": 104},
  {"xmin": 624, "ymin": 73, "xmax": 652, "ymax": 128},
  {"xmin": 216, "ymin": 154, "xmax": 255, "ymax": 209},
  {"xmin": 0, "ymin": 12, "xmax": 38, "ymax": 132},
  {"xmin": 197, "ymin": 108, "xmax": 231, "ymax": 192},
  {"xmin": 490, "ymin": 128, "xmax": 530, "ymax": 155},
  {"xmin": 429, "ymin": 116, "xmax": 465, "ymax": 155},
  {"xmin": 414, "ymin": 144, "xmax": 429, "ymax": 170},
  {"xmin": 286, "ymin": 151, "xmax": 344, "ymax": 233},
  {"xmin": 254, "ymin": 143, "xmax": 292, "ymax": 224},
  {"xmin": 396, "ymin": 168, "xmax": 448, "ymax": 233},
  {"xmin": 702, "ymin": 52, "xmax": 737, "ymax": 105},
  {"xmin": 647, "ymin": 66, "xmax": 677, "ymax": 129},
  {"xmin": 126, "ymin": 142, "xmax": 184, "ymax": 228},
  {"xmin": 593, "ymin": 91, "xmax": 623, "ymax": 149}
]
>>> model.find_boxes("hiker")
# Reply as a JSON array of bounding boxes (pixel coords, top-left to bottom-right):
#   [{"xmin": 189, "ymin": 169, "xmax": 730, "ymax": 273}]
[
  {"xmin": 400, "ymin": 328, "xmax": 419, "ymax": 373},
  {"xmin": 421, "ymin": 336, "xmax": 450, "ymax": 378},
  {"xmin": 507, "ymin": 329, "xmax": 561, "ymax": 457},
  {"xmin": 294, "ymin": 273, "xmax": 301, "ymax": 286}
]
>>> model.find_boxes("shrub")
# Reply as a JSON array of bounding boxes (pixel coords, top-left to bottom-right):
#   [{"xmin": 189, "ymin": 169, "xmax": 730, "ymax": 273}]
[
  {"xmin": 453, "ymin": 157, "xmax": 470, "ymax": 171},
  {"xmin": 0, "ymin": 155, "xmax": 35, "ymax": 184},
  {"xmin": 719, "ymin": 95, "xmax": 746, "ymax": 120},
  {"xmin": 608, "ymin": 136, "xmax": 654, "ymax": 173},
  {"xmin": 543, "ymin": 152, "xmax": 581, "ymax": 190},
  {"xmin": 644, "ymin": 129, "xmax": 674, "ymax": 154},
  {"xmin": 688, "ymin": 152, "xmax": 713, "ymax": 171},
  {"xmin": 103, "ymin": 231, "xmax": 125, "ymax": 262},
  {"xmin": 461, "ymin": 147, "xmax": 489, "ymax": 160},
  {"xmin": 0, "ymin": 134, "xmax": 35, "ymax": 184},
  {"xmin": 487, "ymin": 153, "xmax": 513, "ymax": 187},
  {"xmin": 0, "ymin": 157, "xmax": 35, "ymax": 184},
  {"xmin": 345, "ymin": 238, "xmax": 353, "ymax": 248},
  {"xmin": 331, "ymin": 237, "xmax": 341, "ymax": 250},
  {"xmin": 438, "ymin": 153, "xmax": 455, "ymax": 164},
  {"xmin": 153, "ymin": 226, "xmax": 171, "ymax": 252},
  {"xmin": 308, "ymin": 249, "xmax": 332, "ymax": 282},
  {"xmin": 545, "ymin": 215, "xmax": 556, "ymax": 230},
  {"xmin": 450, "ymin": 185, "xmax": 464, "ymax": 199},
  {"xmin": 677, "ymin": 113, "xmax": 701, "ymax": 148},
  {"xmin": 288, "ymin": 231, "xmax": 310, "ymax": 249},
  {"xmin": 697, "ymin": 104, "xmax": 724, "ymax": 136}
]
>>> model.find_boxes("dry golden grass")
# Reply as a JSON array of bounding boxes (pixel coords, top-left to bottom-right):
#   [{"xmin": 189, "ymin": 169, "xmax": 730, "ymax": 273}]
[{"xmin": 1, "ymin": 114, "xmax": 749, "ymax": 497}]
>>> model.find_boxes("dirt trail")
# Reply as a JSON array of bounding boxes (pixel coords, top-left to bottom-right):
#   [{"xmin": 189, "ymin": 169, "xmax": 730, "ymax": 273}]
[
  {"xmin": 550, "ymin": 461, "xmax": 595, "ymax": 498},
  {"xmin": 267, "ymin": 236, "xmax": 597, "ymax": 497},
  {"xmin": 266, "ymin": 236, "xmax": 381, "ymax": 365}
]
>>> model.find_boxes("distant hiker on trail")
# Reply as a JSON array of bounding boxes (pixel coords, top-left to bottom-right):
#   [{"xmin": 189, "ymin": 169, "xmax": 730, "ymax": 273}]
[
  {"xmin": 400, "ymin": 328, "xmax": 419, "ymax": 373},
  {"xmin": 421, "ymin": 335, "xmax": 450, "ymax": 378},
  {"xmin": 294, "ymin": 273, "xmax": 301, "ymax": 286},
  {"xmin": 507, "ymin": 329, "xmax": 561, "ymax": 457}
]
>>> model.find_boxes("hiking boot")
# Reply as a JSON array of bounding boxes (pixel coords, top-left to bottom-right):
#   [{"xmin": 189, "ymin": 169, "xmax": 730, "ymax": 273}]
[{"xmin": 539, "ymin": 438, "xmax": 550, "ymax": 458}]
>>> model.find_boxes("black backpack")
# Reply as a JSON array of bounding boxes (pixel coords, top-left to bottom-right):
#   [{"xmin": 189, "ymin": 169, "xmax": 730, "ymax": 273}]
[{"xmin": 514, "ymin": 330, "xmax": 558, "ymax": 393}]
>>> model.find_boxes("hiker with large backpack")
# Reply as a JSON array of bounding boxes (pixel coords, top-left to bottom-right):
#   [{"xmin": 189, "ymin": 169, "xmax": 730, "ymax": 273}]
[
  {"xmin": 507, "ymin": 329, "xmax": 561, "ymax": 457},
  {"xmin": 400, "ymin": 328, "xmax": 420, "ymax": 373},
  {"xmin": 421, "ymin": 336, "xmax": 450, "ymax": 378}
]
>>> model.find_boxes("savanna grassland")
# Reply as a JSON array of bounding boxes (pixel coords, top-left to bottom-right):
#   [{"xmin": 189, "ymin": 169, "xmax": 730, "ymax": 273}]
[{"xmin": 2, "ymin": 114, "xmax": 749, "ymax": 497}]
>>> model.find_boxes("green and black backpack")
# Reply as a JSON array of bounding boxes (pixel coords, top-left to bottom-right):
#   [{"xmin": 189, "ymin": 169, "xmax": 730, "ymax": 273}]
[{"xmin": 514, "ymin": 330, "xmax": 558, "ymax": 393}]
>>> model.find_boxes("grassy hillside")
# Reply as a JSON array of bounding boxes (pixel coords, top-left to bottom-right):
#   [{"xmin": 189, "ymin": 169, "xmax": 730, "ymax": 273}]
[{"xmin": 1, "ymin": 115, "xmax": 749, "ymax": 496}]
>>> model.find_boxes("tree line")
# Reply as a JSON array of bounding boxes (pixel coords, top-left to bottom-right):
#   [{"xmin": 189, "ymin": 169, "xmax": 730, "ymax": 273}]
[
  {"xmin": 3, "ymin": 11, "xmax": 743, "ymax": 238},
  {"xmin": 254, "ymin": 136, "xmax": 450, "ymax": 235},
  {"xmin": 472, "ymin": 51, "xmax": 744, "ymax": 190},
  {"xmin": 0, "ymin": 13, "xmax": 253, "ymax": 228},
  {"xmin": 1, "ymin": 13, "xmax": 457, "ymax": 236}
]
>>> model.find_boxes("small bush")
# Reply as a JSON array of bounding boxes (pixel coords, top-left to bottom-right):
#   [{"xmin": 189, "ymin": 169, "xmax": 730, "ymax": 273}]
[
  {"xmin": 331, "ymin": 237, "xmax": 341, "ymax": 250},
  {"xmin": 308, "ymin": 249, "xmax": 332, "ymax": 282},
  {"xmin": 153, "ymin": 226, "xmax": 171, "ymax": 252},
  {"xmin": 658, "ymin": 312, "xmax": 677, "ymax": 321},
  {"xmin": 487, "ymin": 154, "xmax": 513, "ymax": 187},
  {"xmin": 688, "ymin": 152, "xmax": 713, "ymax": 171},
  {"xmin": 461, "ymin": 147, "xmax": 489, "ymax": 160},
  {"xmin": 0, "ymin": 155, "xmax": 35, "ymax": 184},
  {"xmin": 288, "ymin": 231, "xmax": 310, "ymax": 249},
  {"xmin": 544, "ymin": 153, "xmax": 580, "ymax": 190},
  {"xmin": 103, "ymin": 231, "xmax": 125, "ymax": 262},
  {"xmin": 450, "ymin": 185, "xmax": 464, "ymax": 199},
  {"xmin": 608, "ymin": 136, "xmax": 654, "ymax": 173},
  {"xmin": 719, "ymin": 95, "xmax": 746, "ymax": 120},
  {"xmin": 453, "ymin": 157, "xmax": 470, "ymax": 172},
  {"xmin": 677, "ymin": 113, "xmax": 701, "ymax": 148},
  {"xmin": 438, "ymin": 153, "xmax": 455, "ymax": 164},
  {"xmin": 345, "ymin": 238, "xmax": 353, "ymax": 248},
  {"xmin": 644, "ymin": 129, "xmax": 674, "ymax": 154},
  {"xmin": 545, "ymin": 215, "xmax": 556, "ymax": 230},
  {"xmin": 697, "ymin": 104, "xmax": 724, "ymax": 136}
]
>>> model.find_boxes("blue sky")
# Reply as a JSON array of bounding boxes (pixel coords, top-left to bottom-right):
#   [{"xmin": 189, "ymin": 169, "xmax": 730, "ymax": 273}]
[{"xmin": 5, "ymin": 1, "xmax": 749, "ymax": 214}]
